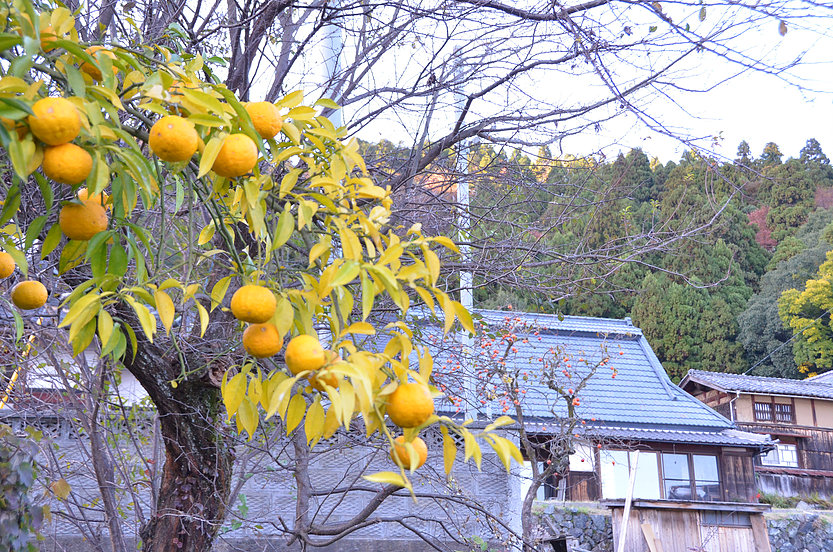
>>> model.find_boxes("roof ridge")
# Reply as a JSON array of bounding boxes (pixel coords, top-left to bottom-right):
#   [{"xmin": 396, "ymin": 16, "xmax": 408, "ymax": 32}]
[{"xmin": 688, "ymin": 369, "xmax": 833, "ymax": 386}]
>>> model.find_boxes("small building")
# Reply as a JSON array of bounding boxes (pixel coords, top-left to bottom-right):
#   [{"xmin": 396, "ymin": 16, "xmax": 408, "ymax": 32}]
[
  {"xmin": 460, "ymin": 311, "xmax": 775, "ymax": 552},
  {"xmin": 680, "ymin": 368, "xmax": 833, "ymax": 500}
]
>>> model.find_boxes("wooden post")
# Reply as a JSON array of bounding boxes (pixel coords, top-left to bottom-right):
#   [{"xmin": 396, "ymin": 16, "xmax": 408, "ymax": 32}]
[{"xmin": 616, "ymin": 450, "xmax": 640, "ymax": 552}]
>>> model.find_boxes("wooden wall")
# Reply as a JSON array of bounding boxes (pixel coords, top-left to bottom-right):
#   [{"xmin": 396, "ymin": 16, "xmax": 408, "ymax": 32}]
[
  {"xmin": 719, "ymin": 452, "xmax": 758, "ymax": 503},
  {"xmin": 610, "ymin": 505, "xmax": 770, "ymax": 552}
]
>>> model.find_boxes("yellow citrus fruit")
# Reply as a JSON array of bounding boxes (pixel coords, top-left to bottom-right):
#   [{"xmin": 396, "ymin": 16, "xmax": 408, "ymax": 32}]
[
  {"xmin": 42, "ymin": 143, "xmax": 93, "ymax": 185},
  {"xmin": 27, "ymin": 97, "xmax": 80, "ymax": 146},
  {"xmin": 308, "ymin": 350, "xmax": 341, "ymax": 392},
  {"xmin": 148, "ymin": 115, "xmax": 199, "ymax": 163},
  {"xmin": 390, "ymin": 436, "xmax": 428, "ymax": 470},
  {"xmin": 387, "ymin": 383, "xmax": 434, "ymax": 428},
  {"xmin": 80, "ymin": 46, "xmax": 118, "ymax": 81},
  {"xmin": 212, "ymin": 133, "xmax": 258, "ymax": 178},
  {"xmin": 242, "ymin": 323, "xmax": 284, "ymax": 358},
  {"xmin": 59, "ymin": 200, "xmax": 109, "ymax": 240},
  {"xmin": 229, "ymin": 284, "xmax": 276, "ymax": 323},
  {"xmin": 285, "ymin": 335, "xmax": 326, "ymax": 375},
  {"xmin": 77, "ymin": 188, "xmax": 111, "ymax": 207},
  {"xmin": 245, "ymin": 102, "xmax": 282, "ymax": 139},
  {"xmin": 40, "ymin": 25, "xmax": 58, "ymax": 52},
  {"xmin": 0, "ymin": 251, "xmax": 15, "ymax": 279},
  {"xmin": 1, "ymin": 117, "xmax": 27, "ymax": 140},
  {"xmin": 11, "ymin": 280, "xmax": 48, "ymax": 310}
]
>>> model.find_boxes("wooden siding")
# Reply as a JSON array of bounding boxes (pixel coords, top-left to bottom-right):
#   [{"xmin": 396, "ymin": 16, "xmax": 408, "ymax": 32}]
[
  {"xmin": 610, "ymin": 503, "xmax": 770, "ymax": 552},
  {"xmin": 736, "ymin": 422, "xmax": 833, "ymax": 471},
  {"xmin": 566, "ymin": 471, "xmax": 597, "ymax": 502},
  {"xmin": 719, "ymin": 452, "xmax": 758, "ymax": 503}
]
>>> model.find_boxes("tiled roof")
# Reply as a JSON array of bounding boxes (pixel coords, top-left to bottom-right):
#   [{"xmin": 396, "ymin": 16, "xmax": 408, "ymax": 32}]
[
  {"xmin": 426, "ymin": 310, "xmax": 746, "ymax": 435},
  {"xmin": 681, "ymin": 369, "xmax": 833, "ymax": 400}
]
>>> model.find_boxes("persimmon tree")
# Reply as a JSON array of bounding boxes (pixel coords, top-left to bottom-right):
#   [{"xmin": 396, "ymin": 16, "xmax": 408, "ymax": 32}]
[{"xmin": 0, "ymin": 2, "xmax": 520, "ymax": 551}]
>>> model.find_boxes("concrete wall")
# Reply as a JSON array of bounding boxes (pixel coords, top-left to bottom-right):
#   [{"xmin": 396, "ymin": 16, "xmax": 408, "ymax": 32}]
[{"xmin": 9, "ymin": 413, "xmax": 522, "ymax": 552}]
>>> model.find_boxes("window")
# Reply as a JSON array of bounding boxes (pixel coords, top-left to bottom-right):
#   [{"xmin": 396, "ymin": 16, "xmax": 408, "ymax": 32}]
[
  {"xmin": 600, "ymin": 450, "xmax": 660, "ymax": 499},
  {"xmin": 761, "ymin": 444, "xmax": 799, "ymax": 468},
  {"xmin": 661, "ymin": 453, "xmax": 721, "ymax": 501},
  {"xmin": 569, "ymin": 443, "xmax": 595, "ymax": 472},
  {"xmin": 702, "ymin": 511, "xmax": 751, "ymax": 527},
  {"xmin": 754, "ymin": 402, "xmax": 772, "ymax": 421},
  {"xmin": 774, "ymin": 403, "xmax": 794, "ymax": 423}
]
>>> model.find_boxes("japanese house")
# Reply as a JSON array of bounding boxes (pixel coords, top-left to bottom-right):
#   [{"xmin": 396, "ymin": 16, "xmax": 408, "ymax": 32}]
[
  {"xmin": 680, "ymin": 368, "xmax": 833, "ymax": 500},
  {"xmin": 458, "ymin": 311, "xmax": 775, "ymax": 552}
]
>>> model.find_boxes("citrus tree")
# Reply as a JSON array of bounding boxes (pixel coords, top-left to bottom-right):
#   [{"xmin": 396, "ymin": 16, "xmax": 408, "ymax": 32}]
[{"xmin": 0, "ymin": 2, "xmax": 520, "ymax": 550}]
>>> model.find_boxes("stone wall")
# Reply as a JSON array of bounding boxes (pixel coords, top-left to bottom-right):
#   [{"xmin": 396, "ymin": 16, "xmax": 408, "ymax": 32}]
[
  {"xmin": 534, "ymin": 503, "xmax": 833, "ymax": 552},
  {"xmin": 767, "ymin": 512, "xmax": 833, "ymax": 552},
  {"xmin": 533, "ymin": 503, "xmax": 612, "ymax": 552}
]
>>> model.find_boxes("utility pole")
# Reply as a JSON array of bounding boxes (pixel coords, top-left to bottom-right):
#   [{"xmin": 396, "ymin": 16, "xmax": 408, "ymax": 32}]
[{"xmin": 322, "ymin": 1, "xmax": 343, "ymax": 128}]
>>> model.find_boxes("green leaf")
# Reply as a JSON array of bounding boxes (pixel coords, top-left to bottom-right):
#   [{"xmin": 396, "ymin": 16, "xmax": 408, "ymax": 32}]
[
  {"xmin": 24, "ymin": 216, "xmax": 47, "ymax": 250},
  {"xmin": 109, "ymin": 242, "xmax": 128, "ymax": 277},
  {"xmin": 59, "ymin": 240, "xmax": 88, "ymax": 274},
  {"xmin": 0, "ymin": 184, "xmax": 20, "ymax": 226},
  {"xmin": 41, "ymin": 224, "xmax": 62, "ymax": 259},
  {"xmin": 271, "ymin": 206, "xmax": 295, "ymax": 250}
]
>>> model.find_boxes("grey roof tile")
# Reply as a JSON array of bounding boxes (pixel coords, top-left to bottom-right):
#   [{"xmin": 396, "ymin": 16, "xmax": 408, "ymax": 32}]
[
  {"xmin": 682, "ymin": 369, "xmax": 833, "ymax": 399},
  {"xmin": 431, "ymin": 310, "xmax": 734, "ymax": 431}
]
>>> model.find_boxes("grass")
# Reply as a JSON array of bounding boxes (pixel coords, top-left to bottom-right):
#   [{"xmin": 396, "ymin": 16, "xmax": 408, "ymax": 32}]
[{"xmin": 758, "ymin": 491, "xmax": 833, "ymax": 510}]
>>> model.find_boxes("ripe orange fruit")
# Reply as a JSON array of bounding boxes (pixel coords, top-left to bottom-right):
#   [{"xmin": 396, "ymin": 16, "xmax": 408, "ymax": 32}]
[
  {"xmin": 42, "ymin": 143, "xmax": 93, "ymax": 185},
  {"xmin": 40, "ymin": 25, "xmax": 58, "ymax": 52},
  {"xmin": 27, "ymin": 97, "xmax": 80, "ymax": 146},
  {"xmin": 285, "ymin": 334, "xmax": 326, "ymax": 375},
  {"xmin": 59, "ymin": 200, "xmax": 109, "ymax": 240},
  {"xmin": 390, "ymin": 436, "xmax": 428, "ymax": 470},
  {"xmin": 242, "ymin": 323, "xmax": 284, "ymax": 358},
  {"xmin": 11, "ymin": 280, "xmax": 48, "ymax": 310},
  {"xmin": 1, "ymin": 117, "xmax": 27, "ymax": 140},
  {"xmin": 80, "ymin": 46, "xmax": 118, "ymax": 81},
  {"xmin": 245, "ymin": 102, "xmax": 282, "ymax": 139},
  {"xmin": 308, "ymin": 350, "xmax": 341, "ymax": 391},
  {"xmin": 386, "ymin": 383, "xmax": 434, "ymax": 428},
  {"xmin": 229, "ymin": 284, "xmax": 276, "ymax": 323},
  {"xmin": 212, "ymin": 133, "xmax": 258, "ymax": 178},
  {"xmin": 0, "ymin": 251, "xmax": 15, "ymax": 278},
  {"xmin": 148, "ymin": 115, "xmax": 199, "ymax": 162},
  {"xmin": 77, "ymin": 188, "xmax": 111, "ymax": 207}
]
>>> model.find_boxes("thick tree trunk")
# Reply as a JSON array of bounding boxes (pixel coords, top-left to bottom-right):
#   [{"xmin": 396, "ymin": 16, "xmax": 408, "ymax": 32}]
[{"xmin": 123, "ymin": 321, "xmax": 233, "ymax": 552}]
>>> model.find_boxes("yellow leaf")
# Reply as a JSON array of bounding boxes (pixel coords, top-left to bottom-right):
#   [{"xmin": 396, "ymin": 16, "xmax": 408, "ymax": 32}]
[
  {"xmin": 210, "ymin": 275, "xmax": 232, "ymax": 311},
  {"xmin": 414, "ymin": 286, "xmax": 435, "ymax": 313},
  {"xmin": 341, "ymin": 321, "xmax": 376, "ymax": 336},
  {"xmin": 154, "ymin": 290, "xmax": 175, "ymax": 334},
  {"xmin": 285, "ymin": 393, "xmax": 306, "ymax": 435},
  {"xmin": 338, "ymin": 226, "xmax": 362, "ymax": 260},
  {"xmin": 308, "ymin": 236, "xmax": 332, "ymax": 267},
  {"xmin": 305, "ymin": 397, "xmax": 325, "ymax": 446},
  {"xmin": 418, "ymin": 348, "xmax": 433, "ymax": 382},
  {"xmin": 423, "ymin": 247, "xmax": 440, "ymax": 285},
  {"xmin": 330, "ymin": 260, "xmax": 360, "ymax": 287},
  {"xmin": 266, "ymin": 375, "xmax": 296, "ymax": 420},
  {"xmin": 59, "ymin": 292, "xmax": 101, "ymax": 329},
  {"xmin": 432, "ymin": 236, "xmax": 460, "ymax": 253},
  {"xmin": 236, "ymin": 397, "xmax": 258, "ymax": 440},
  {"xmin": 322, "ymin": 405, "xmax": 340, "ymax": 438},
  {"xmin": 50, "ymin": 478, "xmax": 71, "ymax": 500},
  {"xmin": 124, "ymin": 295, "xmax": 156, "ymax": 342},
  {"xmin": 453, "ymin": 301, "xmax": 474, "ymax": 334},
  {"xmin": 441, "ymin": 427, "xmax": 457, "ymax": 475},
  {"xmin": 272, "ymin": 295, "xmax": 294, "ymax": 336},
  {"xmin": 198, "ymin": 135, "xmax": 224, "ymax": 178},
  {"xmin": 362, "ymin": 471, "xmax": 408, "ymax": 488},
  {"xmin": 339, "ymin": 380, "xmax": 356, "ymax": 428},
  {"xmin": 97, "ymin": 309, "xmax": 113, "ymax": 348},
  {"xmin": 278, "ymin": 90, "xmax": 304, "ymax": 108},
  {"xmin": 194, "ymin": 301, "xmax": 209, "ymax": 337},
  {"xmin": 361, "ymin": 273, "xmax": 375, "ymax": 321},
  {"xmin": 198, "ymin": 223, "xmax": 215, "ymax": 246},
  {"xmin": 287, "ymin": 106, "xmax": 317, "ymax": 121},
  {"xmin": 223, "ymin": 372, "xmax": 246, "ymax": 418}
]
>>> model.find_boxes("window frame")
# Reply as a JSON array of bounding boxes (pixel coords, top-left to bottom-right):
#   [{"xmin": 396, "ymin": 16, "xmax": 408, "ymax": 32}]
[
  {"xmin": 754, "ymin": 401, "xmax": 773, "ymax": 422},
  {"xmin": 774, "ymin": 403, "xmax": 795, "ymax": 424},
  {"xmin": 760, "ymin": 443, "xmax": 799, "ymax": 468},
  {"xmin": 659, "ymin": 452, "xmax": 722, "ymax": 502}
]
